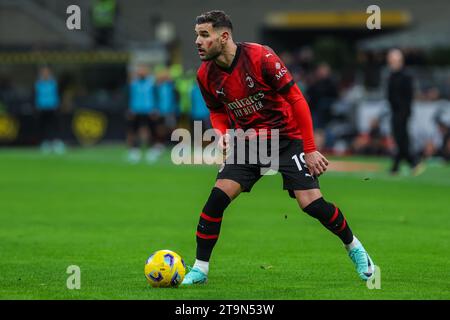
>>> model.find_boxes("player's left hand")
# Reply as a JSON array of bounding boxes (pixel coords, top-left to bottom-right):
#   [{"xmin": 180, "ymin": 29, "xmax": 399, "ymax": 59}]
[
  {"xmin": 304, "ymin": 151, "xmax": 329, "ymax": 177},
  {"xmin": 218, "ymin": 133, "xmax": 231, "ymax": 156}
]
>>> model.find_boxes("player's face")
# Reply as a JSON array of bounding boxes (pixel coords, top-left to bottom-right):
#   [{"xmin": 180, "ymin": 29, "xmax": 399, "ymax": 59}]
[{"xmin": 195, "ymin": 23, "xmax": 223, "ymax": 61}]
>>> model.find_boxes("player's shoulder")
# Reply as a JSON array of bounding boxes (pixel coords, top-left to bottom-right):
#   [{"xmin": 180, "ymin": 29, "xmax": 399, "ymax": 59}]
[
  {"xmin": 241, "ymin": 42, "xmax": 270, "ymax": 55},
  {"xmin": 240, "ymin": 42, "xmax": 278, "ymax": 72},
  {"xmin": 196, "ymin": 60, "xmax": 215, "ymax": 84},
  {"xmin": 241, "ymin": 42, "xmax": 279, "ymax": 61}
]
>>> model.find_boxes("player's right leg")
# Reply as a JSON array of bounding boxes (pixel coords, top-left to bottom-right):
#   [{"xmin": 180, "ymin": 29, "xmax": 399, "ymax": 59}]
[{"xmin": 182, "ymin": 179, "xmax": 241, "ymax": 285}]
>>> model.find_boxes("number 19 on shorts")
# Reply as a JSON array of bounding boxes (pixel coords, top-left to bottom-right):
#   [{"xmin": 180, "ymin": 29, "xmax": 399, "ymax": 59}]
[{"xmin": 292, "ymin": 153, "xmax": 313, "ymax": 178}]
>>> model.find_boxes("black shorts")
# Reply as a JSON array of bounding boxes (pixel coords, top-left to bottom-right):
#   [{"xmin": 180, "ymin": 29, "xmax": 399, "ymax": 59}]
[
  {"xmin": 37, "ymin": 109, "xmax": 59, "ymax": 140},
  {"xmin": 217, "ymin": 138, "xmax": 320, "ymax": 198},
  {"xmin": 127, "ymin": 114, "xmax": 155, "ymax": 133}
]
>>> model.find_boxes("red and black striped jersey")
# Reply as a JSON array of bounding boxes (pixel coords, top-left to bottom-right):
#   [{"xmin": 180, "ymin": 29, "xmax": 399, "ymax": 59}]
[{"xmin": 196, "ymin": 42, "xmax": 302, "ymax": 139}]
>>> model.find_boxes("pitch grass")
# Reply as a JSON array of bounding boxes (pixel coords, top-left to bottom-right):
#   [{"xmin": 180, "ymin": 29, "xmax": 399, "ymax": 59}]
[{"xmin": 0, "ymin": 146, "xmax": 449, "ymax": 300}]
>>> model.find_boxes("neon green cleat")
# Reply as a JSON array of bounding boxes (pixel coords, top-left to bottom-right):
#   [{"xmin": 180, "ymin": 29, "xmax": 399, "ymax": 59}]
[
  {"xmin": 348, "ymin": 244, "xmax": 375, "ymax": 281},
  {"xmin": 181, "ymin": 267, "xmax": 208, "ymax": 285}
]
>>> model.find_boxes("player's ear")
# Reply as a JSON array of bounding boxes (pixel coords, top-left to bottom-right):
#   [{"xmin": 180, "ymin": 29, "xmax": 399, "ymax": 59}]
[{"xmin": 220, "ymin": 30, "xmax": 230, "ymax": 44}]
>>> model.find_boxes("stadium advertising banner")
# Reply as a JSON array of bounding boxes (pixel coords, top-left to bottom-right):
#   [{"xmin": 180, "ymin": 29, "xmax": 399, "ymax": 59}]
[{"xmin": 0, "ymin": 108, "xmax": 126, "ymax": 146}]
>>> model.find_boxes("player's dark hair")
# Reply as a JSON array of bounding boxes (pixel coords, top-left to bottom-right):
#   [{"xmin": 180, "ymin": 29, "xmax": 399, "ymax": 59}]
[{"xmin": 195, "ymin": 10, "xmax": 233, "ymax": 31}]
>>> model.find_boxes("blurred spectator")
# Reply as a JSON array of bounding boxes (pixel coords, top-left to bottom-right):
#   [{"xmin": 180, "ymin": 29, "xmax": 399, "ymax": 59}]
[
  {"xmin": 175, "ymin": 69, "xmax": 196, "ymax": 119},
  {"xmin": 279, "ymin": 51, "xmax": 295, "ymax": 71},
  {"xmin": 438, "ymin": 122, "xmax": 450, "ymax": 162},
  {"xmin": 297, "ymin": 47, "xmax": 315, "ymax": 77},
  {"xmin": 292, "ymin": 69, "xmax": 308, "ymax": 92},
  {"xmin": 352, "ymin": 118, "xmax": 391, "ymax": 155},
  {"xmin": 306, "ymin": 62, "xmax": 338, "ymax": 143},
  {"xmin": 155, "ymin": 67, "xmax": 179, "ymax": 151},
  {"xmin": 357, "ymin": 50, "xmax": 382, "ymax": 90},
  {"xmin": 435, "ymin": 109, "xmax": 450, "ymax": 162},
  {"xmin": 190, "ymin": 82, "xmax": 211, "ymax": 132},
  {"xmin": 127, "ymin": 65, "xmax": 157, "ymax": 163},
  {"xmin": 91, "ymin": 0, "xmax": 118, "ymax": 48},
  {"xmin": 190, "ymin": 82, "xmax": 213, "ymax": 163},
  {"xmin": 34, "ymin": 66, "xmax": 65, "ymax": 154},
  {"xmin": 386, "ymin": 49, "xmax": 422, "ymax": 175}
]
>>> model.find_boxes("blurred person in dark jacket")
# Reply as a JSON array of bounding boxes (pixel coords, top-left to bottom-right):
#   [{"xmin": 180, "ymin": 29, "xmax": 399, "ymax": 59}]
[
  {"xmin": 386, "ymin": 49, "xmax": 423, "ymax": 175},
  {"xmin": 306, "ymin": 63, "xmax": 338, "ymax": 130}
]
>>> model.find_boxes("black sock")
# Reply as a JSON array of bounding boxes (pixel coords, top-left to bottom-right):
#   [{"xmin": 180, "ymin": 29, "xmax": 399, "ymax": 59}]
[
  {"xmin": 303, "ymin": 197, "xmax": 354, "ymax": 245},
  {"xmin": 196, "ymin": 187, "xmax": 231, "ymax": 261}
]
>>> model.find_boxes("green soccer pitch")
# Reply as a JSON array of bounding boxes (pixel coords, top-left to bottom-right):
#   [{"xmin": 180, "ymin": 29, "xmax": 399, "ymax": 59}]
[{"xmin": 0, "ymin": 146, "xmax": 449, "ymax": 300}]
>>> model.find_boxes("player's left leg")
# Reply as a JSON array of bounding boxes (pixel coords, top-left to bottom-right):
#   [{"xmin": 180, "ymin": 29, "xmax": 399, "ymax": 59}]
[
  {"xmin": 279, "ymin": 139, "xmax": 375, "ymax": 281},
  {"xmin": 294, "ymin": 189, "xmax": 375, "ymax": 281}
]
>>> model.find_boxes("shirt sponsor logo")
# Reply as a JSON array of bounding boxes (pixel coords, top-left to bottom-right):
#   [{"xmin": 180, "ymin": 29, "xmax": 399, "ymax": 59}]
[
  {"xmin": 226, "ymin": 91, "xmax": 265, "ymax": 118},
  {"xmin": 275, "ymin": 67, "xmax": 288, "ymax": 80}
]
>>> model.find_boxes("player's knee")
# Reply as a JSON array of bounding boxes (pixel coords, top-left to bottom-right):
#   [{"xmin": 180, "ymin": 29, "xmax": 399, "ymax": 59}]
[
  {"xmin": 294, "ymin": 189, "xmax": 322, "ymax": 210},
  {"xmin": 203, "ymin": 186, "xmax": 232, "ymax": 215},
  {"xmin": 302, "ymin": 197, "xmax": 335, "ymax": 222},
  {"xmin": 214, "ymin": 179, "xmax": 241, "ymax": 200}
]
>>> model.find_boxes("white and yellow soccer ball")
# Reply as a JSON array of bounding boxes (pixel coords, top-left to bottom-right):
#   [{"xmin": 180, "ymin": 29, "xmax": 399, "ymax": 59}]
[{"xmin": 144, "ymin": 249, "xmax": 186, "ymax": 288}]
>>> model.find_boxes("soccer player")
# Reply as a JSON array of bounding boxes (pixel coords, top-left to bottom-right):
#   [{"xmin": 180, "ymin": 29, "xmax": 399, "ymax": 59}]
[{"xmin": 182, "ymin": 10, "xmax": 375, "ymax": 285}]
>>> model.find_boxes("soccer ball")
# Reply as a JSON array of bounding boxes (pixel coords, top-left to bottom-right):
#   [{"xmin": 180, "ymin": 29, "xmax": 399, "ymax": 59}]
[{"xmin": 144, "ymin": 249, "xmax": 186, "ymax": 288}]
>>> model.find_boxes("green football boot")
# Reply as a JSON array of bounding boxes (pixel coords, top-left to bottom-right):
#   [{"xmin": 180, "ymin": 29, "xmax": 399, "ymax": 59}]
[
  {"xmin": 181, "ymin": 266, "xmax": 208, "ymax": 285},
  {"xmin": 348, "ymin": 244, "xmax": 375, "ymax": 281}
]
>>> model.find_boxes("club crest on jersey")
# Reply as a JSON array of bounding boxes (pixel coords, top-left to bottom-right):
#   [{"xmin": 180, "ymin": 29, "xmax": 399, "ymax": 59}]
[{"xmin": 245, "ymin": 75, "xmax": 254, "ymax": 88}]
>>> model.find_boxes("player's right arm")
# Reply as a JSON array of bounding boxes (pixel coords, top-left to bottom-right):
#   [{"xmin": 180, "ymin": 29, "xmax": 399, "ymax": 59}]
[{"xmin": 196, "ymin": 76, "xmax": 231, "ymax": 153}]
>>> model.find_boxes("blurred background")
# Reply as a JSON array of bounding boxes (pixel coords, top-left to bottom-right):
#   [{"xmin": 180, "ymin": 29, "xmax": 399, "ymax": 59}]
[{"xmin": 0, "ymin": 0, "xmax": 449, "ymax": 165}]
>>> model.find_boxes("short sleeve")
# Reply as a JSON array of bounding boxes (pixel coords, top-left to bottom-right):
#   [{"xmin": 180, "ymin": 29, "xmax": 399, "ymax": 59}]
[
  {"xmin": 196, "ymin": 76, "xmax": 224, "ymax": 111},
  {"xmin": 261, "ymin": 46, "xmax": 294, "ymax": 92}
]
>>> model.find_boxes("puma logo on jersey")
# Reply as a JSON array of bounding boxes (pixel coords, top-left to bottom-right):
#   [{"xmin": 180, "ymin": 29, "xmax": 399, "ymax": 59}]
[
  {"xmin": 216, "ymin": 88, "xmax": 225, "ymax": 97},
  {"xmin": 265, "ymin": 53, "xmax": 273, "ymax": 58}
]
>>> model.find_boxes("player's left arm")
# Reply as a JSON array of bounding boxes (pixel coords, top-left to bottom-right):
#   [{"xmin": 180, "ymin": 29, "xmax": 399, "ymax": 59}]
[
  {"xmin": 261, "ymin": 46, "xmax": 328, "ymax": 176},
  {"xmin": 280, "ymin": 83, "xmax": 329, "ymax": 176}
]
